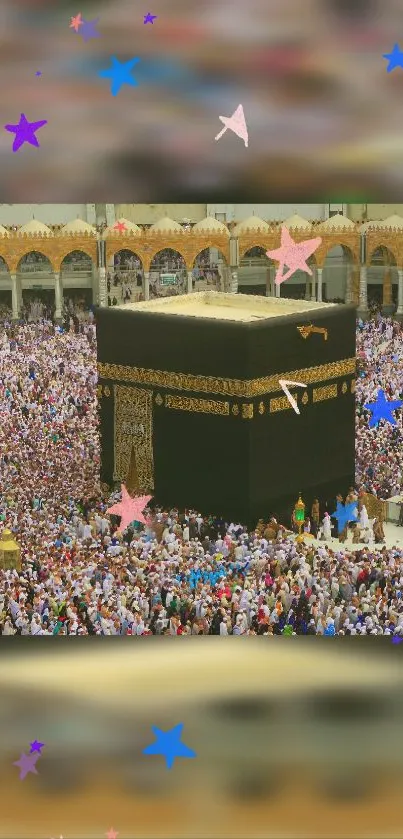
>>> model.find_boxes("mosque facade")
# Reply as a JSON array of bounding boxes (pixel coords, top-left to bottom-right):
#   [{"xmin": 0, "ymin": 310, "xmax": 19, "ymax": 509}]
[{"xmin": 0, "ymin": 204, "xmax": 402, "ymax": 320}]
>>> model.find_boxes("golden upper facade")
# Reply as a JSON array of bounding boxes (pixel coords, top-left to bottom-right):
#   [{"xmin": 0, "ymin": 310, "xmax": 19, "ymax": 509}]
[{"xmin": 1, "ymin": 213, "xmax": 403, "ymax": 273}]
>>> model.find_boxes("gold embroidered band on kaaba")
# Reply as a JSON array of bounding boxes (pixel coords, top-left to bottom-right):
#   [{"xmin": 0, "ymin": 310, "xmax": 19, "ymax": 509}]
[{"xmin": 98, "ymin": 357, "xmax": 356, "ymax": 399}]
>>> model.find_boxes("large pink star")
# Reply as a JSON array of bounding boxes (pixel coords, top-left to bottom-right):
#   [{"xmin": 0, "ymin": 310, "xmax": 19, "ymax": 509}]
[
  {"xmin": 106, "ymin": 484, "xmax": 152, "ymax": 532},
  {"xmin": 266, "ymin": 226, "xmax": 322, "ymax": 285}
]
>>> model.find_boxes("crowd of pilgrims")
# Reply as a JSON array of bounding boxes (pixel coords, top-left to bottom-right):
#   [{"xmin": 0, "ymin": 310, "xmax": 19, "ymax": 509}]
[{"xmin": 0, "ymin": 299, "xmax": 402, "ymax": 636}]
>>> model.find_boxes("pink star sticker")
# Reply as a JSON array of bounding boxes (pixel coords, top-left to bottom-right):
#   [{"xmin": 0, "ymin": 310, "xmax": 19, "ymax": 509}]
[
  {"xmin": 70, "ymin": 13, "xmax": 83, "ymax": 32},
  {"xmin": 215, "ymin": 104, "xmax": 248, "ymax": 148},
  {"xmin": 266, "ymin": 226, "xmax": 322, "ymax": 285},
  {"xmin": 106, "ymin": 829, "xmax": 119, "ymax": 839},
  {"xmin": 106, "ymin": 484, "xmax": 152, "ymax": 532},
  {"xmin": 113, "ymin": 221, "xmax": 127, "ymax": 233}
]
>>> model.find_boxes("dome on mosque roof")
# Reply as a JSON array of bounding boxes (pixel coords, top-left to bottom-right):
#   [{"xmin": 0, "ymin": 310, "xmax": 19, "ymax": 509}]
[
  {"xmin": 372, "ymin": 214, "xmax": 403, "ymax": 230},
  {"xmin": 60, "ymin": 218, "xmax": 96, "ymax": 235},
  {"xmin": 149, "ymin": 217, "xmax": 183, "ymax": 233},
  {"xmin": 18, "ymin": 219, "xmax": 53, "ymax": 236},
  {"xmin": 282, "ymin": 214, "xmax": 312, "ymax": 230},
  {"xmin": 193, "ymin": 216, "xmax": 229, "ymax": 235},
  {"xmin": 232, "ymin": 216, "xmax": 270, "ymax": 235},
  {"xmin": 103, "ymin": 218, "xmax": 142, "ymax": 237},
  {"xmin": 317, "ymin": 214, "xmax": 356, "ymax": 232}
]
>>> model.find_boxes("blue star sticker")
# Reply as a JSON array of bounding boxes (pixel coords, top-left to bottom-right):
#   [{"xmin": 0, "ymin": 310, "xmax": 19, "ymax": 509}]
[
  {"xmin": 363, "ymin": 388, "xmax": 403, "ymax": 428},
  {"xmin": 143, "ymin": 723, "xmax": 196, "ymax": 769},
  {"xmin": 331, "ymin": 501, "xmax": 358, "ymax": 535},
  {"xmin": 99, "ymin": 56, "xmax": 140, "ymax": 96},
  {"xmin": 392, "ymin": 635, "xmax": 403, "ymax": 644},
  {"xmin": 383, "ymin": 44, "xmax": 403, "ymax": 72}
]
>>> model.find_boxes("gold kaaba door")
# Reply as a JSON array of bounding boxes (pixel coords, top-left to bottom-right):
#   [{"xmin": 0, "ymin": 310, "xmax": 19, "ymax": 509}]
[{"xmin": 113, "ymin": 384, "xmax": 154, "ymax": 493}]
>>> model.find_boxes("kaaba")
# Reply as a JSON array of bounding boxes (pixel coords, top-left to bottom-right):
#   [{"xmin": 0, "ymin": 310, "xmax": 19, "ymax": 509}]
[{"xmin": 96, "ymin": 292, "xmax": 356, "ymax": 528}]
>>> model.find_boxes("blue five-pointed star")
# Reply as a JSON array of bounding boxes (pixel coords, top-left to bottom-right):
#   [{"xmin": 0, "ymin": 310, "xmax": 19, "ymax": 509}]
[
  {"xmin": 143, "ymin": 723, "xmax": 196, "ymax": 769},
  {"xmin": 363, "ymin": 388, "xmax": 403, "ymax": 428},
  {"xmin": 392, "ymin": 635, "xmax": 403, "ymax": 644},
  {"xmin": 383, "ymin": 43, "xmax": 403, "ymax": 72},
  {"xmin": 99, "ymin": 56, "xmax": 140, "ymax": 96},
  {"xmin": 331, "ymin": 501, "xmax": 358, "ymax": 535}
]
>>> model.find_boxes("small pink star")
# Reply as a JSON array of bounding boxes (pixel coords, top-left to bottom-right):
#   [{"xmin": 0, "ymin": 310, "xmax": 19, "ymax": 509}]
[
  {"xmin": 70, "ymin": 13, "xmax": 83, "ymax": 32},
  {"xmin": 113, "ymin": 221, "xmax": 127, "ymax": 233},
  {"xmin": 106, "ymin": 484, "xmax": 152, "ymax": 532},
  {"xmin": 106, "ymin": 829, "xmax": 119, "ymax": 839},
  {"xmin": 266, "ymin": 226, "xmax": 322, "ymax": 285}
]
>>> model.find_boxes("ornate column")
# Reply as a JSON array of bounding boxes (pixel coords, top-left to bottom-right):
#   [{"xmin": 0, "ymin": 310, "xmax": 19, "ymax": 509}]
[
  {"xmin": 265, "ymin": 268, "xmax": 270, "ymax": 297},
  {"xmin": 396, "ymin": 268, "xmax": 403, "ymax": 319},
  {"xmin": 345, "ymin": 265, "xmax": 354, "ymax": 304},
  {"xmin": 54, "ymin": 272, "xmax": 63, "ymax": 321},
  {"xmin": 98, "ymin": 266, "xmax": 107, "ymax": 307},
  {"xmin": 11, "ymin": 273, "xmax": 19, "ymax": 320},
  {"xmin": 304, "ymin": 276, "xmax": 310, "ymax": 300},
  {"xmin": 187, "ymin": 270, "xmax": 193, "ymax": 294},
  {"xmin": 381, "ymin": 267, "xmax": 395, "ymax": 316},
  {"xmin": 357, "ymin": 266, "xmax": 368, "ymax": 319},
  {"xmin": 144, "ymin": 271, "xmax": 150, "ymax": 301},
  {"xmin": 230, "ymin": 271, "xmax": 238, "ymax": 294},
  {"xmin": 310, "ymin": 267, "xmax": 316, "ymax": 302},
  {"xmin": 275, "ymin": 280, "xmax": 280, "ymax": 298},
  {"xmin": 352, "ymin": 265, "xmax": 360, "ymax": 304},
  {"xmin": 317, "ymin": 268, "xmax": 323, "ymax": 302},
  {"xmin": 383, "ymin": 268, "xmax": 392, "ymax": 304},
  {"xmin": 229, "ymin": 235, "xmax": 239, "ymax": 294}
]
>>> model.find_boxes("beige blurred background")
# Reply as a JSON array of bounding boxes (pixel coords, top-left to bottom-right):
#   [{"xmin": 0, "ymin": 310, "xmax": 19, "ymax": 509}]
[
  {"xmin": 2, "ymin": 0, "xmax": 403, "ymax": 201},
  {"xmin": 0, "ymin": 642, "xmax": 403, "ymax": 838}
]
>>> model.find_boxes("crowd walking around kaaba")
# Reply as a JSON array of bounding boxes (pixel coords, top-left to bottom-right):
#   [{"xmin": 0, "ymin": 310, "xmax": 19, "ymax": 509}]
[{"xmin": 0, "ymin": 300, "xmax": 402, "ymax": 636}]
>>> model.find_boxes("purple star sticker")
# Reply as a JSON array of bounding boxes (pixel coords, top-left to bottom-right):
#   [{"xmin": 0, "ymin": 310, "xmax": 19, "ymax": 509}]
[
  {"xmin": 13, "ymin": 751, "xmax": 40, "ymax": 780},
  {"xmin": 4, "ymin": 113, "xmax": 47, "ymax": 152},
  {"xmin": 392, "ymin": 635, "xmax": 403, "ymax": 644},
  {"xmin": 30, "ymin": 739, "xmax": 45, "ymax": 754},
  {"xmin": 144, "ymin": 12, "xmax": 157, "ymax": 23},
  {"xmin": 80, "ymin": 17, "xmax": 101, "ymax": 42}
]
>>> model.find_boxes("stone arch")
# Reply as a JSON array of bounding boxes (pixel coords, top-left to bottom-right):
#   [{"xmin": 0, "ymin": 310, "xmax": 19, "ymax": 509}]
[
  {"xmin": 321, "ymin": 243, "xmax": 355, "ymax": 304},
  {"xmin": 0, "ymin": 255, "xmax": 10, "ymax": 275},
  {"xmin": 107, "ymin": 248, "xmax": 145, "ymax": 303},
  {"xmin": 238, "ymin": 245, "xmax": 274, "ymax": 297},
  {"xmin": 17, "ymin": 251, "xmax": 55, "ymax": 316},
  {"xmin": 367, "ymin": 244, "xmax": 398, "ymax": 313},
  {"xmin": 367, "ymin": 243, "xmax": 398, "ymax": 265},
  {"xmin": 238, "ymin": 238, "xmax": 271, "ymax": 261},
  {"xmin": 192, "ymin": 247, "xmax": 228, "ymax": 292},
  {"xmin": 12, "ymin": 247, "xmax": 57, "ymax": 275},
  {"xmin": 318, "ymin": 240, "xmax": 357, "ymax": 265},
  {"xmin": 17, "ymin": 250, "xmax": 54, "ymax": 274},
  {"xmin": 59, "ymin": 248, "xmax": 94, "ymax": 274},
  {"xmin": 148, "ymin": 248, "xmax": 187, "ymax": 298},
  {"xmin": 0, "ymin": 256, "xmax": 11, "ymax": 310},
  {"xmin": 110, "ymin": 248, "xmax": 143, "ymax": 271}
]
